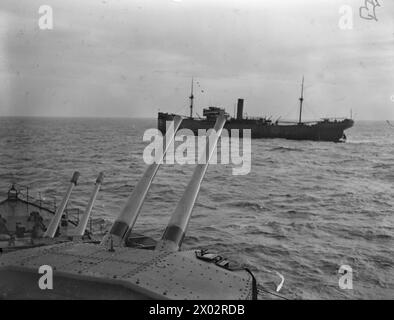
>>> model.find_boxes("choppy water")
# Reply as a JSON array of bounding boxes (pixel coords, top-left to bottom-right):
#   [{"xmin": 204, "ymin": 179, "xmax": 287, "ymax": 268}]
[{"xmin": 0, "ymin": 117, "xmax": 393, "ymax": 299}]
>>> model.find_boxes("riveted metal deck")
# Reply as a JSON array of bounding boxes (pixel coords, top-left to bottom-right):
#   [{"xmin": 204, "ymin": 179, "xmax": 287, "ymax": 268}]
[{"xmin": 0, "ymin": 242, "xmax": 253, "ymax": 300}]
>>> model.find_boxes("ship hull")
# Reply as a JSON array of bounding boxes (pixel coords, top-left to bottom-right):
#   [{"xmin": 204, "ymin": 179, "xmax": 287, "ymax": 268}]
[{"xmin": 158, "ymin": 113, "xmax": 354, "ymax": 142}]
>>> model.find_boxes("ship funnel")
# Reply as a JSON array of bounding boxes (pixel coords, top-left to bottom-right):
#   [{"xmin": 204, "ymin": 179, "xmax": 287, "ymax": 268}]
[
  {"xmin": 156, "ymin": 113, "xmax": 226, "ymax": 252},
  {"xmin": 237, "ymin": 98, "xmax": 244, "ymax": 120},
  {"xmin": 73, "ymin": 172, "xmax": 104, "ymax": 237},
  {"xmin": 101, "ymin": 116, "xmax": 183, "ymax": 247},
  {"xmin": 44, "ymin": 171, "xmax": 80, "ymax": 238}
]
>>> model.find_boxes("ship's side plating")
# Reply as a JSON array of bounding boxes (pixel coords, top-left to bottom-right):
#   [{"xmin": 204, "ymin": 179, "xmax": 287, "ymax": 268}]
[{"xmin": 158, "ymin": 110, "xmax": 354, "ymax": 142}]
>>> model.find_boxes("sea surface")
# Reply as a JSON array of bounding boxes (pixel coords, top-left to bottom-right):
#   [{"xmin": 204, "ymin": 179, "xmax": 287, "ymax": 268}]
[{"xmin": 0, "ymin": 117, "xmax": 393, "ymax": 299}]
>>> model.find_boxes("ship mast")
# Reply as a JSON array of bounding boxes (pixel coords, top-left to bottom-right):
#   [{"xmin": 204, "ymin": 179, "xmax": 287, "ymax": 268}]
[
  {"xmin": 189, "ymin": 77, "xmax": 194, "ymax": 118},
  {"xmin": 298, "ymin": 76, "xmax": 304, "ymax": 124}
]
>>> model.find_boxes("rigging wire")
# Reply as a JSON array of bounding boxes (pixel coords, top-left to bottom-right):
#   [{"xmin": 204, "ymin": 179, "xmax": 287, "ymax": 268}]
[
  {"xmin": 167, "ymin": 78, "xmax": 206, "ymax": 116},
  {"xmin": 257, "ymin": 285, "xmax": 289, "ymax": 300},
  {"xmin": 302, "ymin": 100, "xmax": 319, "ymax": 120}
]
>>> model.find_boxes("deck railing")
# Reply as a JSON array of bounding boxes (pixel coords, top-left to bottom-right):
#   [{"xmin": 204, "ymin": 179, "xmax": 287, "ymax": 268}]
[{"xmin": 13, "ymin": 185, "xmax": 105, "ymax": 234}]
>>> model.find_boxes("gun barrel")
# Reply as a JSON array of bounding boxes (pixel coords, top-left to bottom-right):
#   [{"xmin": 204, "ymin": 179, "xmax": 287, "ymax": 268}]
[
  {"xmin": 44, "ymin": 171, "xmax": 80, "ymax": 238},
  {"xmin": 156, "ymin": 114, "xmax": 226, "ymax": 252},
  {"xmin": 102, "ymin": 116, "xmax": 182, "ymax": 247},
  {"xmin": 74, "ymin": 172, "xmax": 104, "ymax": 236}
]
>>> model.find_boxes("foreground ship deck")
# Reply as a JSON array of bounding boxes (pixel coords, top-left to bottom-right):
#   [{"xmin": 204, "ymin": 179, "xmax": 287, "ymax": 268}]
[
  {"xmin": 0, "ymin": 242, "xmax": 255, "ymax": 299},
  {"xmin": 0, "ymin": 115, "xmax": 283, "ymax": 300},
  {"xmin": 0, "ymin": 185, "xmax": 82, "ymax": 253}
]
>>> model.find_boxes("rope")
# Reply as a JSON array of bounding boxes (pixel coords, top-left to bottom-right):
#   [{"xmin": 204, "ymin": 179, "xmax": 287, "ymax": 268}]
[
  {"xmin": 244, "ymin": 268, "xmax": 258, "ymax": 300},
  {"xmin": 195, "ymin": 249, "xmax": 289, "ymax": 300},
  {"xmin": 257, "ymin": 284, "xmax": 289, "ymax": 300}
]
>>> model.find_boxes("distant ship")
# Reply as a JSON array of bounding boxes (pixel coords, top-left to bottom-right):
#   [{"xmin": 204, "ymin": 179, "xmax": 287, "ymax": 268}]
[{"xmin": 158, "ymin": 78, "xmax": 354, "ymax": 142}]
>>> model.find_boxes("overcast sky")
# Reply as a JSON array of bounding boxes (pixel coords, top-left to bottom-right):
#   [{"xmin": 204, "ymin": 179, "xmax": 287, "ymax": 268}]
[{"xmin": 0, "ymin": 0, "xmax": 393, "ymax": 120}]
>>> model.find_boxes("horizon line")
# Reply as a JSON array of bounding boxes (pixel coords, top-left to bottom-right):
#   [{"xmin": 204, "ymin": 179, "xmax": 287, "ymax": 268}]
[{"xmin": 0, "ymin": 115, "xmax": 390, "ymax": 122}]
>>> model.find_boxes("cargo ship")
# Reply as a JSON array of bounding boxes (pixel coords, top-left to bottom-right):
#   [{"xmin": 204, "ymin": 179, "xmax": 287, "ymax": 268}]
[{"xmin": 158, "ymin": 78, "xmax": 354, "ymax": 142}]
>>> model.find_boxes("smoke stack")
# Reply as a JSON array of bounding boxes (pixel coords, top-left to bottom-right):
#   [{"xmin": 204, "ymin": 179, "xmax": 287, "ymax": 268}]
[{"xmin": 237, "ymin": 99, "xmax": 244, "ymax": 120}]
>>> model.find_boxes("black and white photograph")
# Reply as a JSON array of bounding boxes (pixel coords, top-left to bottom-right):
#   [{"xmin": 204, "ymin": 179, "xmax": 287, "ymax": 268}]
[{"xmin": 0, "ymin": 0, "xmax": 393, "ymax": 305}]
